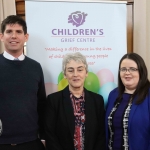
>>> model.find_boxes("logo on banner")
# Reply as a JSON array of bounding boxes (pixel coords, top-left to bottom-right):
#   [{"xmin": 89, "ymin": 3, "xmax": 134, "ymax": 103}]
[{"xmin": 68, "ymin": 11, "xmax": 88, "ymax": 27}]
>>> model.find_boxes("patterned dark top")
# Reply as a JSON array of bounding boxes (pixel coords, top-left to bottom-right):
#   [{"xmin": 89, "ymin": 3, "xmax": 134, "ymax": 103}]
[{"xmin": 70, "ymin": 92, "xmax": 85, "ymax": 150}]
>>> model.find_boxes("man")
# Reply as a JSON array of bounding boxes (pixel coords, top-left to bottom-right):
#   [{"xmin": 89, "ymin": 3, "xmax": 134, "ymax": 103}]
[
  {"xmin": 45, "ymin": 52, "xmax": 105, "ymax": 150},
  {"xmin": 0, "ymin": 15, "xmax": 46, "ymax": 150}
]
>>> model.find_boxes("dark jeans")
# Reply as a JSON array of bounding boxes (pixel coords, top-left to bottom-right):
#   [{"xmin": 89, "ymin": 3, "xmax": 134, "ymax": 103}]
[{"xmin": 0, "ymin": 139, "xmax": 45, "ymax": 150}]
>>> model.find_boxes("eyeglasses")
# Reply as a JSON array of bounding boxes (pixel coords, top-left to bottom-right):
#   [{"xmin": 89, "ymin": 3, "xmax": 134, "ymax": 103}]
[{"xmin": 120, "ymin": 67, "xmax": 138, "ymax": 73}]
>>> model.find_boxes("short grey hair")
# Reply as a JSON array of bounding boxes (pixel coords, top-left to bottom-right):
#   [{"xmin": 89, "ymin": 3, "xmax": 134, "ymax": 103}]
[{"xmin": 62, "ymin": 52, "xmax": 88, "ymax": 74}]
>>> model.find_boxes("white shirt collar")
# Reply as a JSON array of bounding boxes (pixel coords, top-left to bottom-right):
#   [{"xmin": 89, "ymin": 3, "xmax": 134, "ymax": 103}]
[{"xmin": 3, "ymin": 51, "xmax": 25, "ymax": 61}]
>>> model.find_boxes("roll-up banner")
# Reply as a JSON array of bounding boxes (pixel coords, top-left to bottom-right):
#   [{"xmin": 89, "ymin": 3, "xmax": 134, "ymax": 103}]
[{"xmin": 25, "ymin": 0, "xmax": 127, "ymax": 107}]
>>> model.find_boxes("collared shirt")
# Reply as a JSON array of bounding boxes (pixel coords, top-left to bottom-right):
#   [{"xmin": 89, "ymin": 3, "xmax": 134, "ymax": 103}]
[
  {"xmin": 3, "ymin": 51, "xmax": 25, "ymax": 60},
  {"xmin": 70, "ymin": 92, "xmax": 85, "ymax": 150}
]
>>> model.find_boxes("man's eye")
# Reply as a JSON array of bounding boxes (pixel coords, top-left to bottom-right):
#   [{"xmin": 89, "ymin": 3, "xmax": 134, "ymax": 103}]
[
  {"xmin": 6, "ymin": 30, "xmax": 12, "ymax": 33},
  {"xmin": 17, "ymin": 31, "xmax": 22, "ymax": 34}
]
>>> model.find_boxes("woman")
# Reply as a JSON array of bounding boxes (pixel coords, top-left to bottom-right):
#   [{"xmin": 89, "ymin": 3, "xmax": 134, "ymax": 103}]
[
  {"xmin": 105, "ymin": 53, "xmax": 150, "ymax": 150},
  {"xmin": 45, "ymin": 52, "xmax": 105, "ymax": 150}
]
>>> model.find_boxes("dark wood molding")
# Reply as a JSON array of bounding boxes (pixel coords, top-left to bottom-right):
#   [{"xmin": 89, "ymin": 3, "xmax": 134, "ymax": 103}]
[{"xmin": 15, "ymin": 0, "xmax": 25, "ymax": 20}]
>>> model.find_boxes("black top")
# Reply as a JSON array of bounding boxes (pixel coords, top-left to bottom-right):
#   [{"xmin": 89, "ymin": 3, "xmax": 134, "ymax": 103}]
[
  {"xmin": 45, "ymin": 86, "xmax": 106, "ymax": 150},
  {"xmin": 0, "ymin": 54, "xmax": 46, "ymax": 144}
]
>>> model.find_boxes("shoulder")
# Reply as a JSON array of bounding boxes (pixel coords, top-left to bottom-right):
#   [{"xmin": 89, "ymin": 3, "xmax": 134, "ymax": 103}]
[
  {"xmin": 108, "ymin": 87, "xmax": 119, "ymax": 102},
  {"xmin": 47, "ymin": 90, "xmax": 62, "ymax": 99},
  {"xmin": 46, "ymin": 90, "xmax": 64, "ymax": 105},
  {"xmin": 46, "ymin": 90, "xmax": 64, "ymax": 109},
  {"xmin": 0, "ymin": 54, "xmax": 4, "ymax": 61},
  {"xmin": 106, "ymin": 87, "xmax": 118, "ymax": 108},
  {"xmin": 47, "ymin": 86, "xmax": 69, "ymax": 100},
  {"xmin": 109, "ymin": 87, "xmax": 118, "ymax": 95},
  {"xmin": 24, "ymin": 56, "xmax": 43, "ymax": 71},
  {"xmin": 25, "ymin": 56, "xmax": 41, "ymax": 67},
  {"xmin": 85, "ymin": 88, "xmax": 104, "ymax": 104},
  {"xmin": 87, "ymin": 90, "xmax": 103, "ymax": 99},
  {"xmin": 143, "ymin": 88, "xmax": 150, "ymax": 102}
]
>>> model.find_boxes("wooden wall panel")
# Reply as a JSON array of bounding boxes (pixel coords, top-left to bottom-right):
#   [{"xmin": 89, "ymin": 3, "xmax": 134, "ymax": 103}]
[
  {"xmin": 15, "ymin": 0, "xmax": 25, "ymax": 20},
  {"xmin": 127, "ymin": 3, "xmax": 133, "ymax": 53}
]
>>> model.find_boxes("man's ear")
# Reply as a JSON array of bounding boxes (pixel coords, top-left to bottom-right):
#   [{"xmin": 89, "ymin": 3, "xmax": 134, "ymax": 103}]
[
  {"xmin": 0, "ymin": 33, "xmax": 4, "ymax": 41},
  {"xmin": 24, "ymin": 33, "xmax": 29, "ymax": 42}
]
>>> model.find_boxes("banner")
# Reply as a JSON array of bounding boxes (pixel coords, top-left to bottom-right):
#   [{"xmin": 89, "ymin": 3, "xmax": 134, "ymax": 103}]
[{"xmin": 25, "ymin": 0, "xmax": 127, "ymax": 107}]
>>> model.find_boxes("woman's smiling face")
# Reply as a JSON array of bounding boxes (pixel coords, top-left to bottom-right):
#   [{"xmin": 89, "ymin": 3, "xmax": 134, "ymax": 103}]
[{"xmin": 120, "ymin": 58, "xmax": 139, "ymax": 91}]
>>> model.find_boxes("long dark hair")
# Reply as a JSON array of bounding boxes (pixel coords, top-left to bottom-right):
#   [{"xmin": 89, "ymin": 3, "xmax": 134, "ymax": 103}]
[{"xmin": 116, "ymin": 53, "xmax": 150, "ymax": 104}]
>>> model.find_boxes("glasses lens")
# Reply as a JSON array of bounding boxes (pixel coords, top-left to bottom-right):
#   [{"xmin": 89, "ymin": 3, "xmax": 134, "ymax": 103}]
[{"xmin": 120, "ymin": 68, "xmax": 127, "ymax": 72}]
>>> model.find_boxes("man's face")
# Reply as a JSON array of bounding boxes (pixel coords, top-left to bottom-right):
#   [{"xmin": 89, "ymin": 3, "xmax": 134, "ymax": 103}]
[
  {"xmin": 0, "ymin": 23, "xmax": 28, "ymax": 55},
  {"xmin": 64, "ymin": 60, "xmax": 88, "ymax": 90}
]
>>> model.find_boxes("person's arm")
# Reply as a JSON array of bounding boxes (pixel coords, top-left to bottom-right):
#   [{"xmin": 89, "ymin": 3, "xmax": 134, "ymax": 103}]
[
  {"xmin": 37, "ymin": 65, "xmax": 46, "ymax": 140},
  {"xmin": 45, "ymin": 95, "xmax": 63, "ymax": 150},
  {"xmin": 94, "ymin": 96, "xmax": 106, "ymax": 150}
]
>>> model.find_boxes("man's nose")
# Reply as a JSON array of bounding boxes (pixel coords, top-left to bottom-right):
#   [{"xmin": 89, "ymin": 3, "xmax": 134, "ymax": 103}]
[{"xmin": 11, "ymin": 32, "xmax": 17, "ymax": 38}]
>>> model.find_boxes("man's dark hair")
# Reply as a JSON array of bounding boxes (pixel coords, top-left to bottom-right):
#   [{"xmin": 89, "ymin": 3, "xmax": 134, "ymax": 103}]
[{"xmin": 1, "ymin": 15, "xmax": 27, "ymax": 34}]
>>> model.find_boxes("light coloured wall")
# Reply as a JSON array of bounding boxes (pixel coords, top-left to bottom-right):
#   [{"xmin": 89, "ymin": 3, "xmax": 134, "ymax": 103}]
[{"xmin": 134, "ymin": 0, "xmax": 150, "ymax": 79}]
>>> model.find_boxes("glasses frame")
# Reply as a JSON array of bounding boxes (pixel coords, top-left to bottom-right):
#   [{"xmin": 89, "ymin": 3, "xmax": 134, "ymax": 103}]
[{"xmin": 120, "ymin": 67, "xmax": 138, "ymax": 73}]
